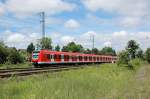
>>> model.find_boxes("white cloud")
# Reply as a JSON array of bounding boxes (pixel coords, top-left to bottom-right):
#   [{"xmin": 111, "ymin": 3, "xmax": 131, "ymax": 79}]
[
  {"xmin": 82, "ymin": 0, "xmax": 150, "ymax": 28},
  {"xmin": 1, "ymin": 30, "xmax": 150, "ymax": 51},
  {"xmin": 82, "ymin": 0, "xmax": 120, "ymax": 12},
  {"xmin": 46, "ymin": 17, "xmax": 64, "ymax": 25},
  {"xmin": 75, "ymin": 30, "xmax": 150, "ymax": 50},
  {"xmin": 103, "ymin": 41, "xmax": 112, "ymax": 47},
  {"xmin": 82, "ymin": 0, "xmax": 150, "ymax": 16},
  {"xmin": 5, "ymin": 0, "xmax": 76, "ymax": 17},
  {"xmin": 113, "ymin": 31, "xmax": 127, "ymax": 37},
  {"xmin": 64, "ymin": 19, "xmax": 80, "ymax": 29},
  {"xmin": 82, "ymin": 31, "xmax": 97, "ymax": 37},
  {"xmin": 50, "ymin": 32, "xmax": 61, "ymax": 39},
  {"xmin": 6, "ymin": 33, "xmax": 25, "ymax": 44},
  {"xmin": 60, "ymin": 36, "xmax": 74, "ymax": 45},
  {"xmin": 120, "ymin": 17, "xmax": 141, "ymax": 28},
  {"xmin": 2, "ymin": 30, "xmax": 40, "ymax": 49}
]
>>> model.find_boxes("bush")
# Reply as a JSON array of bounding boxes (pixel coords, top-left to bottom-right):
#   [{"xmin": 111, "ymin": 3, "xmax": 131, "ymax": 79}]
[
  {"xmin": 117, "ymin": 50, "xmax": 143, "ymax": 70},
  {"xmin": 7, "ymin": 48, "xmax": 24, "ymax": 64},
  {"xmin": 128, "ymin": 58, "xmax": 142, "ymax": 70},
  {"xmin": 117, "ymin": 51, "xmax": 130, "ymax": 66},
  {"xmin": 145, "ymin": 48, "xmax": 150, "ymax": 63}
]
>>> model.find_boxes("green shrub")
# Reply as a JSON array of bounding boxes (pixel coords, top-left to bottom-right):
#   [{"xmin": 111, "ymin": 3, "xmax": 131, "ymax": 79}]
[
  {"xmin": 117, "ymin": 50, "xmax": 130, "ymax": 66},
  {"xmin": 0, "ymin": 43, "xmax": 9, "ymax": 64},
  {"xmin": 128, "ymin": 58, "xmax": 142, "ymax": 70},
  {"xmin": 145, "ymin": 48, "xmax": 150, "ymax": 63},
  {"xmin": 7, "ymin": 48, "xmax": 24, "ymax": 64}
]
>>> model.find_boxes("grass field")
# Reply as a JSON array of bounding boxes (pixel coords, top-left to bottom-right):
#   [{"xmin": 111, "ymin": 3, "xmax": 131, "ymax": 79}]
[{"xmin": 0, "ymin": 63, "xmax": 150, "ymax": 99}]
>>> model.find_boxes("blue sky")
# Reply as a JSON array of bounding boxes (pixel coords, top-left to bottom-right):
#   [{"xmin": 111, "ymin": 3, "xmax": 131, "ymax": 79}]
[{"xmin": 0, "ymin": 0, "xmax": 150, "ymax": 50}]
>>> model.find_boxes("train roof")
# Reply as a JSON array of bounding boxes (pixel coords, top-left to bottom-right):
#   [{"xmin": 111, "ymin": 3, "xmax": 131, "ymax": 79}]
[{"xmin": 35, "ymin": 50, "xmax": 116, "ymax": 57}]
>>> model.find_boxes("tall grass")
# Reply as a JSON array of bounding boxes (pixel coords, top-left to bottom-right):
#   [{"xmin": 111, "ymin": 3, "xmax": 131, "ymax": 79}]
[{"xmin": 0, "ymin": 63, "xmax": 149, "ymax": 99}]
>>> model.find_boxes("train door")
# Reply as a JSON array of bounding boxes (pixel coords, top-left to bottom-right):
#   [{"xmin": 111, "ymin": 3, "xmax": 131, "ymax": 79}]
[
  {"xmin": 50, "ymin": 54, "xmax": 54, "ymax": 62},
  {"xmin": 61, "ymin": 54, "xmax": 64, "ymax": 62},
  {"xmin": 69, "ymin": 55, "xmax": 72, "ymax": 62}
]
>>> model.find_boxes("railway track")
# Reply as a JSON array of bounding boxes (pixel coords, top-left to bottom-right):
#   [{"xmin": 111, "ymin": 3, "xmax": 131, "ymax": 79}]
[{"xmin": 0, "ymin": 65, "xmax": 86, "ymax": 78}]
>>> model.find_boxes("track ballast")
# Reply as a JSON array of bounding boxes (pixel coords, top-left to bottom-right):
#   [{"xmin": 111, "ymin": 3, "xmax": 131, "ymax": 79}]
[{"xmin": 0, "ymin": 65, "xmax": 88, "ymax": 78}]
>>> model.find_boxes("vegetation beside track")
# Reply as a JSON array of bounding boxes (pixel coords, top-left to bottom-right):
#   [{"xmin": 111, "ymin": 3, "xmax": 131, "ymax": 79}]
[
  {"xmin": 0, "ymin": 63, "xmax": 150, "ymax": 99},
  {"xmin": 0, "ymin": 62, "xmax": 32, "ymax": 69}
]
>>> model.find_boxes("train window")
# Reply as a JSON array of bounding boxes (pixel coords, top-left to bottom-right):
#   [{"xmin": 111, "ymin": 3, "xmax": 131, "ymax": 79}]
[
  {"xmin": 54, "ymin": 54, "xmax": 57, "ymax": 60},
  {"xmin": 85, "ymin": 56, "xmax": 87, "ymax": 61},
  {"xmin": 88, "ymin": 57, "xmax": 90, "ymax": 60},
  {"xmin": 79, "ymin": 56, "xmax": 82, "ymax": 60},
  {"xmin": 46, "ymin": 54, "xmax": 50, "ymax": 59},
  {"xmin": 89, "ymin": 56, "xmax": 92, "ymax": 61},
  {"xmin": 72, "ymin": 56, "xmax": 76, "ymax": 60},
  {"xmin": 66, "ymin": 55, "xmax": 69, "ymax": 60},
  {"xmin": 97, "ymin": 57, "xmax": 99, "ymax": 61},
  {"xmin": 75, "ymin": 56, "xmax": 77, "ymax": 60},
  {"xmin": 58, "ymin": 55, "xmax": 61, "ymax": 59},
  {"xmin": 54, "ymin": 55, "xmax": 61, "ymax": 60},
  {"xmin": 94, "ymin": 57, "xmax": 96, "ymax": 61},
  {"xmin": 32, "ymin": 51, "xmax": 39, "ymax": 59},
  {"xmin": 50, "ymin": 55, "xmax": 53, "ymax": 59},
  {"xmin": 64, "ymin": 55, "xmax": 69, "ymax": 60},
  {"xmin": 72, "ymin": 56, "xmax": 74, "ymax": 60},
  {"xmin": 69, "ymin": 55, "xmax": 72, "ymax": 60},
  {"xmin": 32, "ymin": 55, "xmax": 38, "ymax": 59}
]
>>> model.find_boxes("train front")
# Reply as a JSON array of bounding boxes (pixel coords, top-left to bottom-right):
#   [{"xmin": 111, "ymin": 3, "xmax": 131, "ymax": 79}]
[{"xmin": 31, "ymin": 50, "xmax": 40, "ymax": 67}]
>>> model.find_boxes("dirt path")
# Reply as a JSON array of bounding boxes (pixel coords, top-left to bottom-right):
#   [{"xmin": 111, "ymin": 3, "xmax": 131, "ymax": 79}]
[
  {"xmin": 123, "ymin": 65, "xmax": 150, "ymax": 99},
  {"xmin": 134, "ymin": 65, "xmax": 150, "ymax": 99},
  {"xmin": 136, "ymin": 65, "xmax": 150, "ymax": 83}
]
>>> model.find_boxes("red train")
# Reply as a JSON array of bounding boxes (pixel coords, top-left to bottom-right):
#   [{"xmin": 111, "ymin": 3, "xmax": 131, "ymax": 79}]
[{"xmin": 31, "ymin": 50, "xmax": 117, "ymax": 67}]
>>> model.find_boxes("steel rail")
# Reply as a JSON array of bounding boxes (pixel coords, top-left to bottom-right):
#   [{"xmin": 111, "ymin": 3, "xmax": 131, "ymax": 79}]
[
  {"xmin": 0, "ymin": 66, "xmax": 76, "ymax": 73},
  {"xmin": 0, "ymin": 65, "xmax": 87, "ymax": 78}
]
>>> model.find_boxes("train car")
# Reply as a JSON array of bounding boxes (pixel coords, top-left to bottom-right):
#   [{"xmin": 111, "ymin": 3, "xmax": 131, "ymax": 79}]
[{"xmin": 31, "ymin": 50, "xmax": 117, "ymax": 67}]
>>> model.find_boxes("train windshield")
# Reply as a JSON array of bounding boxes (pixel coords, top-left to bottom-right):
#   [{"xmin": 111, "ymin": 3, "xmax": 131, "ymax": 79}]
[{"xmin": 32, "ymin": 51, "xmax": 39, "ymax": 59}]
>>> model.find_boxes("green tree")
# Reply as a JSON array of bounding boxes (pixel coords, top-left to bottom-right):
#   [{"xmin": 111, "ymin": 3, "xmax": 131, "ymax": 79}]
[
  {"xmin": 145, "ymin": 48, "xmax": 150, "ymax": 63},
  {"xmin": 62, "ymin": 46, "xmax": 68, "ymax": 52},
  {"xmin": 7, "ymin": 48, "xmax": 24, "ymax": 64},
  {"xmin": 61, "ymin": 42, "xmax": 84, "ymax": 52},
  {"xmin": 0, "ymin": 41, "xmax": 8, "ymax": 64},
  {"xmin": 84, "ymin": 48, "xmax": 92, "ymax": 54},
  {"xmin": 55, "ymin": 45, "xmax": 60, "ymax": 51},
  {"xmin": 136, "ymin": 48, "xmax": 144, "ymax": 59},
  {"xmin": 40, "ymin": 37, "xmax": 52, "ymax": 50},
  {"xmin": 100, "ymin": 47, "xmax": 116, "ymax": 56},
  {"xmin": 18, "ymin": 49, "xmax": 28, "ymax": 62},
  {"xmin": 126, "ymin": 40, "xmax": 139, "ymax": 59},
  {"xmin": 27, "ymin": 43, "xmax": 35, "ymax": 53},
  {"xmin": 92, "ymin": 48, "xmax": 99, "ymax": 54}
]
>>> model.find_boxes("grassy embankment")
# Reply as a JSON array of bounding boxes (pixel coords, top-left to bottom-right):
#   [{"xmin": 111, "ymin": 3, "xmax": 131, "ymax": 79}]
[
  {"xmin": 0, "ymin": 63, "xmax": 150, "ymax": 99},
  {"xmin": 0, "ymin": 62, "xmax": 32, "ymax": 69}
]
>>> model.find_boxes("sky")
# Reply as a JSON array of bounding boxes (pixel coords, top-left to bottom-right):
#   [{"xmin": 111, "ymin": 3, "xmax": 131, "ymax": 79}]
[{"xmin": 0, "ymin": 0, "xmax": 150, "ymax": 51}]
